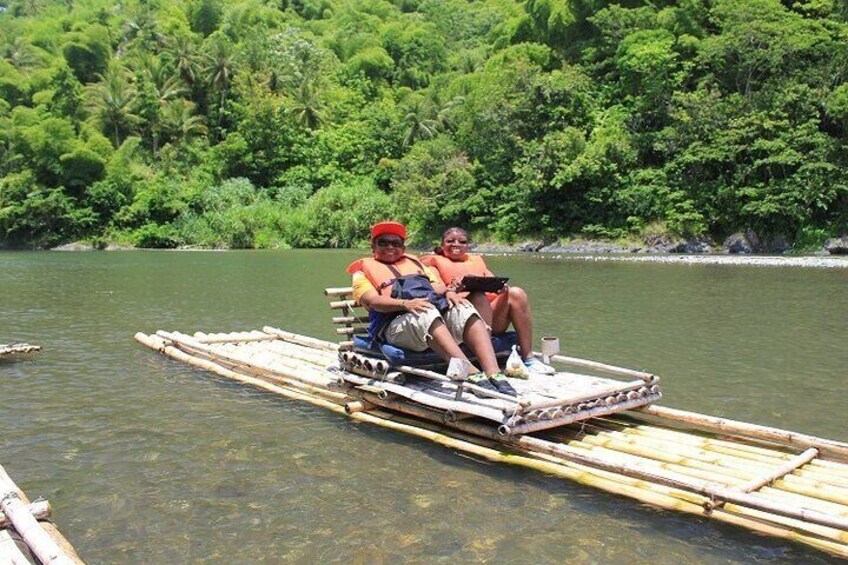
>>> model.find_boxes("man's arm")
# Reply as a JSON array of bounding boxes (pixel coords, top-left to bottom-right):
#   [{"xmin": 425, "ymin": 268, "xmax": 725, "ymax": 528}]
[{"xmin": 360, "ymin": 289, "xmax": 433, "ymax": 313}]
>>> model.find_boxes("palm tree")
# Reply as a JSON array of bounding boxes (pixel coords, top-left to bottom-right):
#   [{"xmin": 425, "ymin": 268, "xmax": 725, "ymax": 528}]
[
  {"xmin": 290, "ymin": 81, "xmax": 325, "ymax": 130},
  {"xmin": 428, "ymin": 92, "xmax": 465, "ymax": 133},
  {"xmin": 134, "ymin": 54, "xmax": 186, "ymax": 152},
  {"xmin": 85, "ymin": 64, "xmax": 140, "ymax": 146},
  {"xmin": 204, "ymin": 35, "xmax": 234, "ymax": 132},
  {"xmin": 165, "ymin": 34, "xmax": 201, "ymax": 89},
  {"xmin": 159, "ymin": 99, "xmax": 207, "ymax": 145},
  {"xmin": 402, "ymin": 99, "xmax": 439, "ymax": 149},
  {"xmin": 3, "ymin": 37, "xmax": 39, "ymax": 70}
]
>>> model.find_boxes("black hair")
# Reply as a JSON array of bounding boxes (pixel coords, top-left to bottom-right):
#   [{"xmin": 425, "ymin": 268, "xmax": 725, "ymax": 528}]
[{"xmin": 441, "ymin": 227, "xmax": 468, "ymax": 241}]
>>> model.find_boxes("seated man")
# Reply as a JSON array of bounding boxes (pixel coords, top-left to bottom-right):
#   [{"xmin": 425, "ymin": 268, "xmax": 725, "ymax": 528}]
[
  {"xmin": 347, "ymin": 221, "xmax": 516, "ymax": 396},
  {"xmin": 422, "ymin": 226, "xmax": 555, "ymax": 374}
]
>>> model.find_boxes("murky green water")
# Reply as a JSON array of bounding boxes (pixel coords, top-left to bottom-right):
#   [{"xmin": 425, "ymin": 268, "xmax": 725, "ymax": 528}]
[{"xmin": 1, "ymin": 250, "xmax": 846, "ymax": 563}]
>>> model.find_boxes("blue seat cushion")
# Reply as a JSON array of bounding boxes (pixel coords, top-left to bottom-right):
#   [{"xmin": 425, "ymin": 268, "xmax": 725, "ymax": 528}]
[{"xmin": 352, "ymin": 331, "xmax": 518, "ymax": 367}]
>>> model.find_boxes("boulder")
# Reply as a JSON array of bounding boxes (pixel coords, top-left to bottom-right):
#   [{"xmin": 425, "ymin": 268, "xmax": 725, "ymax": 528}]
[
  {"xmin": 673, "ymin": 237, "xmax": 713, "ymax": 254},
  {"xmin": 723, "ymin": 230, "xmax": 761, "ymax": 254},
  {"xmin": 824, "ymin": 236, "xmax": 848, "ymax": 255},
  {"xmin": 52, "ymin": 241, "xmax": 94, "ymax": 251}
]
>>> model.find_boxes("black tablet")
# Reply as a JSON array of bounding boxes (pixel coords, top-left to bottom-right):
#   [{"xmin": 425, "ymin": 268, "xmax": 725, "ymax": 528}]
[{"xmin": 461, "ymin": 276, "xmax": 508, "ymax": 293}]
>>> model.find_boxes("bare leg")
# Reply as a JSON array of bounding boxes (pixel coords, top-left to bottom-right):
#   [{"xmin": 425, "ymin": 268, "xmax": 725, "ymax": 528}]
[
  {"xmin": 468, "ymin": 292, "xmax": 493, "ymax": 326},
  {"xmin": 425, "ymin": 319, "xmax": 481, "ymax": 373},
  {"xmin": 492, "ymin": 286, "xmax": 534, "ymax": 359},
  {"xmin": 462, "ymin": 317, "xmax": 500, "ymax": 375}
]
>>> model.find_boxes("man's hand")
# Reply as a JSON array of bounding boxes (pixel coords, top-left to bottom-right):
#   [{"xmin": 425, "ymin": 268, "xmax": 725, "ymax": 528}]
[{"xmin": 402, "ymin": 297, "xmax": 434, "ymax": 313}]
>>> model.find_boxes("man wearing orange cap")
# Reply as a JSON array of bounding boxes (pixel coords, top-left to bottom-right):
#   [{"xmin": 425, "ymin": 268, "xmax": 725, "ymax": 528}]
[{"xmin": 346, "ymin": 221, "xmax": 516, "ymax": 396}]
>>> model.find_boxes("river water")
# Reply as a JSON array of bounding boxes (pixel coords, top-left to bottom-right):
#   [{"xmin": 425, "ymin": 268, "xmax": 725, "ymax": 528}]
[{"xmin": 1, "ymin": 250, "xmax": 846, "ymax": 563}]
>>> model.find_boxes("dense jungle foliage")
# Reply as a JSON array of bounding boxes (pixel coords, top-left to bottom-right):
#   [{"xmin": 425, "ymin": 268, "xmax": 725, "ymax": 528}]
[{"xmin": 1, "ymin": 0, "xmax": 847, "ymax": 249}]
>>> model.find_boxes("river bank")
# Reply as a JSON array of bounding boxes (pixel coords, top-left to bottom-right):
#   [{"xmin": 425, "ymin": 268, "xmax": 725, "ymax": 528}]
[{"xmin": 47, "ymin": 234, "xmax": 848, "ymax": 269}]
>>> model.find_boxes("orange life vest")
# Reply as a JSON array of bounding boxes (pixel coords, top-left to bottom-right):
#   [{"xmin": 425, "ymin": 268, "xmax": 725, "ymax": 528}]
[
  {"xmin": 346, "ymin": 254, "xmax": 427, "ymax": 297},
  {"xmin": 420, "ymin": 254, "xmax": 492, "ymax": 285}
]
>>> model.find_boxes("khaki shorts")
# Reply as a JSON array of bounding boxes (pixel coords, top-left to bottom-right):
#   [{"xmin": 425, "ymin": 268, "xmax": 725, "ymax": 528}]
[{"xmin": 383, "ymin": 303, "xmax": 482, "ymax": 352}]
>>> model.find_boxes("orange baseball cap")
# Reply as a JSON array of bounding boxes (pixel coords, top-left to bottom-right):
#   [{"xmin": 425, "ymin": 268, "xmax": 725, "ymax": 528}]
[{"xmin": 371, "ymin": 221, "xmax": 407, "ymax": 240}]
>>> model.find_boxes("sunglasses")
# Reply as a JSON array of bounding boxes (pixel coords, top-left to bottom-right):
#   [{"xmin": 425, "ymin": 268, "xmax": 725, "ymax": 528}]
[
  {"xmin": 444, "ymin": 238, "xmax": 469, "ymax": 245},
  {"xmin": 375, "ymin": 238, "xmax": 405, "ymax": 248}
]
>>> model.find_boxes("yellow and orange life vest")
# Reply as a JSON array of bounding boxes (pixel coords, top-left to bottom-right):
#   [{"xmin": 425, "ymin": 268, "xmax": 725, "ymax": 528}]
[{"xmin": 347, "ymin": 255, "xmax": 427, "ymax": 297}]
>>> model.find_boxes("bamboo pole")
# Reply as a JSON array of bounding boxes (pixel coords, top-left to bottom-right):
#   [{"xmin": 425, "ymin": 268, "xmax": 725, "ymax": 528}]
[
  {"xmin": 618, "ymin": 425, "xmax": 798, "ymax": 461},
  {"xmin": 538, "ymin": 352, "xmax": 656, "ymax": 382},
  {"xmin": 637, "ymin": 405, "xmax": 848, "ymax": 460},
  {"xmin": 221, "ymin": 340, "xmax": 336, "ymax": 377},
  {"xmin": 759, "ymin": 486, "xmax": 848, "ymax": 518},
  {"xmin": 774, "ymin": 476, "xmax": 848, "ymax": 507},
  {"xmin": 706, "ymin": 448, "xmax": 819, "ymax": 511},
  {"xmin": 200, "ymin": 344, "xmax": 336, "ymax": 390},
  {"xmin": 135, "ymin": 333, "xmax": 346, "ymax": 404},
  {"xmin": 0, "ymin": 528, "xmax": 32, "ymax": 565},
  {"xmin": 263, "ymin": 326, "xmax": 340, "ymax": 353},
  {"xmin": 0, "ymin": 466, "xmax": 75, "ymax": 565},
  {"xmin": 192, "ymin": 332, "xmax": 277, "ymax": 343},
  {"xmin": 157, "ymin": 331, "xmax": 336, "ymax": 391},
  {"xmin": 136, "ymin": 333, "xmax": 348, "ymax": 409},
  {"xmin": 0, "ymin": 501, "xmax": 51, "ymax": 528},
  {"xmin": 736, "ymin": 448, "xmax": 819, "ymax": 493},
  {"xmin": 592, "ymin": 430, "xmax": 782, "ymax": 473},
  {"xmin": 323, "ymin": 287, "xmax": 354, "ymax": 297}
]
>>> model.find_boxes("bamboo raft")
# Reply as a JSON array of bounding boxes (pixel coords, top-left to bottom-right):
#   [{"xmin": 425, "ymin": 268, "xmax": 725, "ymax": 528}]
[
  {"xmin": 0, "ymin": 344, "xmax": 41, "ymax": 359},
  {"xmin": 0, "ymin": 464, "xmax": 83, "ymax": 564},
  {"xmin": 135, "ymin": 321, "xmax": 848, "ymax": 558}
]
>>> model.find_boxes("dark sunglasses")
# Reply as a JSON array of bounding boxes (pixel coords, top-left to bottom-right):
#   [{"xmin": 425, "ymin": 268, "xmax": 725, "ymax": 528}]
[
  {"xmin": 444, "ymin": 238, "xmax": 469, "ymax": 244},
  {"xmin": 375, "ymin": 238, "xmax": 405, "ymax": 248}
]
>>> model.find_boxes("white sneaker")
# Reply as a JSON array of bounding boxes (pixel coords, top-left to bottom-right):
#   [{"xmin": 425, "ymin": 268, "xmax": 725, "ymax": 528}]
[{"xmin": 524, "ymin": 357, "xmax": 556, "ymax": 374}]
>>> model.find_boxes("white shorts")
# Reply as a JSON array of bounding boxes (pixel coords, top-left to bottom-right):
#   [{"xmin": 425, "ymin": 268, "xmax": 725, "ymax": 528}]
[{"xmin": 383, "ymin": 303, "xmax": 481, "ymax": 351}]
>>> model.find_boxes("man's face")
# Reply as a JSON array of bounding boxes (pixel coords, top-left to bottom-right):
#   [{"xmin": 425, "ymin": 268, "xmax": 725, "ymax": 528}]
[{"xmin": 372, "ymin": 235, "xmax": 405, "ymax": 263}]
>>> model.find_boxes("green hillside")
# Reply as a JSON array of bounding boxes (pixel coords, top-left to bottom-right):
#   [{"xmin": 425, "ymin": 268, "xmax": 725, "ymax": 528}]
[{"xmin": 1, "ymin": 0, "xmax": 846, "ymax": 249}]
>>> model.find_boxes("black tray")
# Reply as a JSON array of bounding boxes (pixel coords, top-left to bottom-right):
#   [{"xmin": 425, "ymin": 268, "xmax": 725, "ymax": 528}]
[{"xmin": 462, "ymin": 276, "xmax": 508, "ymax": 293}]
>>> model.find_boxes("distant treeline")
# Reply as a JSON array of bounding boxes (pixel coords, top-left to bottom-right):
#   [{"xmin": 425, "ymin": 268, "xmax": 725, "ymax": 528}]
[{"xmin": 1, "ymin": 0, "xmax": 846, "ymax": 249}]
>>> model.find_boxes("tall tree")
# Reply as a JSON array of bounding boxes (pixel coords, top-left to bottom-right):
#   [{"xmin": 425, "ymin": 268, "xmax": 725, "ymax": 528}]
[{"xmin": 85, "ymin": 64, "xmax": 141, "ymax": 146}]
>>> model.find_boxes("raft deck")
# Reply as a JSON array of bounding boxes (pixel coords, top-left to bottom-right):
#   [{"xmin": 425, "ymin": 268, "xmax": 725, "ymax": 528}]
[{"xmin": 135, "ymin": 327, "xmax": 848, "ymax": 559}]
